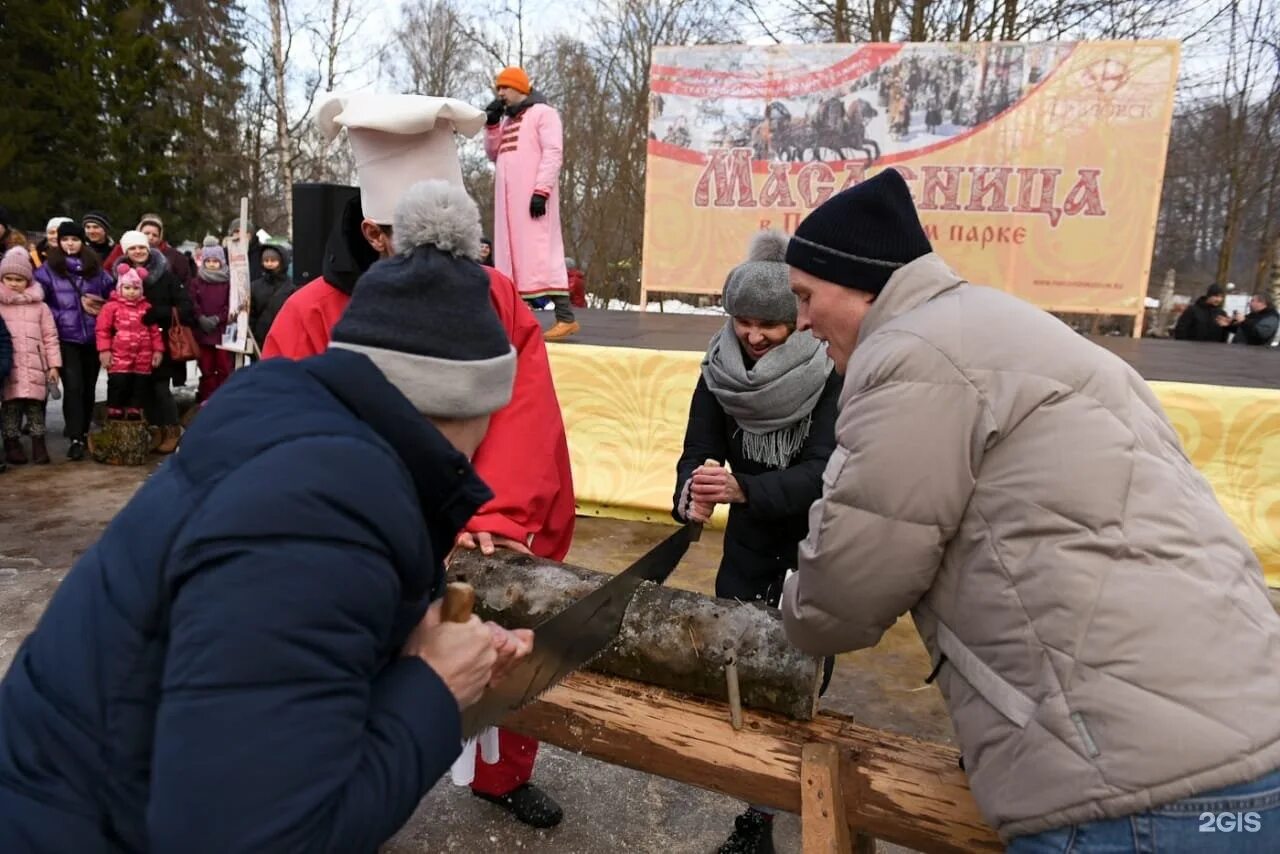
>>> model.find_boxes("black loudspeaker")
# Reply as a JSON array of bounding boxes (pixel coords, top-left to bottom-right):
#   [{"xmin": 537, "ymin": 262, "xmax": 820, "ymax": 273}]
[{"xmin": 290, "ymin": 183, "xmax": 359, "ymax": 286}]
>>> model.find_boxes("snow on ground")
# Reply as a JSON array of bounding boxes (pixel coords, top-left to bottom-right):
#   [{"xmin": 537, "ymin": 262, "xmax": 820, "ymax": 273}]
[{"xmin": 528, "ymin": 297, "xmax": 726, "ymax": 315}]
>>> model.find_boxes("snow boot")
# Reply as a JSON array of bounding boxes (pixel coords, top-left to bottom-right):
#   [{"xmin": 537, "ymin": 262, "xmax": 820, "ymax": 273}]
[
  {"xmin": 30, "ymin": 436, "xmax": 50, "ymax": 465},
  {"xmin": 471, "ymin": 783, "xmax": 564, "ymax": 829},
  {"xmin": 718, "ymin": 807, "xmax": 776, "ymax": 854},
  {"xmin": 5, "ymin": 437, "xmax": 28, "ymax": 465},
  {"xmin": 156, "ymin": 425, "xmax": 181, "ymax": 455},
  {"xmin": 543, "ymin": 320, "xmax": 580, "ymax": 340}
]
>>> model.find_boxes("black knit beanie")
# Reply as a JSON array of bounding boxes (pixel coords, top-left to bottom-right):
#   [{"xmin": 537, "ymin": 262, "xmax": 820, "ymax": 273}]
[
  {"xmin": 330, "ymin": 246, "xmax": 515, "ymax": 418},
  {"xmin": 57, "ymin": 221, "xmax": 86, "ymax": 241},
  {"xmin": 785, "ymin": 168, "xmax": 932, "ymax": 294}
]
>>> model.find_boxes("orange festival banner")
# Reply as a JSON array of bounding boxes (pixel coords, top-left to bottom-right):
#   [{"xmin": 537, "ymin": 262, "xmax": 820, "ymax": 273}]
[{"xmin": 642, "ymin": 42, "xmax": 1180, "ymax": 322}]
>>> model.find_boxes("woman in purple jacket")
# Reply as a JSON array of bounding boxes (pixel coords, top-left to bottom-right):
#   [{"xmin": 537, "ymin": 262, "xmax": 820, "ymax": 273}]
[{"xmin": 35, "ymin": 221, "xmax": 113, "ymax": 460}]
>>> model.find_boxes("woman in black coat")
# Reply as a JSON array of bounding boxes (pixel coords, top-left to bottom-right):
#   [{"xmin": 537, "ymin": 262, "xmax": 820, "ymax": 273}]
[
  {"xmin": 673, "ymin": 230, "xmax": 839, "ymax": 605},
  {"xmin": 673, "ymin": 229, "xmax": 839, "ymax": 854},
  {"xmin": 676, "ymin": 370, "xmax": 840, "ymax": 603},
  {"xmin": 117, "ymin": 232, "xmax": 195, "ymax": 452}
]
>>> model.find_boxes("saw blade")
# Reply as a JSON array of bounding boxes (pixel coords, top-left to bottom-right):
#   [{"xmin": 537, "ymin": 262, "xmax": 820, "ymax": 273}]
[{"xmin": 459, "ymin": 524, "xmax": 698, "ymax": 737}]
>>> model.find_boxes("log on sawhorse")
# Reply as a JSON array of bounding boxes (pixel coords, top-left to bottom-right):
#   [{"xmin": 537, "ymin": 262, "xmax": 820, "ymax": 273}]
[{"xmin": 504, "ymin": 671, "xmax": 1001, "ymax": 853}]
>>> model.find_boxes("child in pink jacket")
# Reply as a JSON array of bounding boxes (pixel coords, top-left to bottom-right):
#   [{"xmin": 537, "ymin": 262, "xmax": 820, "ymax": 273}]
[
  {"xmin": 0, "ymin": 247, "xmax": 61, "ymax": 465},
  {"xmin": 96, "ymin": 264, "xmax": 163, "ymax": 420}
]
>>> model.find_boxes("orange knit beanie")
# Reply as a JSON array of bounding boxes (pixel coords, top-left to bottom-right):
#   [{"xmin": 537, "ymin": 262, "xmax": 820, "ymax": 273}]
[{"xmin": 495, "ymin": 66, "xmax": 531, "ymax": 95}]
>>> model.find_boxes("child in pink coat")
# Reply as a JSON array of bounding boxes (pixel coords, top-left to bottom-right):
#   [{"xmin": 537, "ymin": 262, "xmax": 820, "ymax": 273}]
[
  {"xmin": 0, "ymin": 247, "xmax": 61, "ymax": 465},
  {"xmin": 96, "ymin": 264, "xmax": 163, "ymax": 420}
]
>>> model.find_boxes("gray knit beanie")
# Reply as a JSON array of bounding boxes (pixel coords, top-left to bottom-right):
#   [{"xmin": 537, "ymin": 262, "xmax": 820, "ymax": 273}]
[{"xmin": 722, "ymin": 229, "xmax": 795, "ymax": 325}]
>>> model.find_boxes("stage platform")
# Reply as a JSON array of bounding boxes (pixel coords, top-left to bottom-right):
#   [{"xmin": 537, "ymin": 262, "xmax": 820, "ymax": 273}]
[
  {"xmin": 537, "ymin": 309, "xmax": 1279, "ymax": 586},
  {"xmin": 541, "ymin": 308, "xmax": 1279, "ymax": 389}
]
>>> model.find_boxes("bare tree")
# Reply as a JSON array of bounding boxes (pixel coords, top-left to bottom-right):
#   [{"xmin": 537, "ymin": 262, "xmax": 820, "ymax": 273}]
[
  {"xmin": 317, "ymin": 0, "xmax": 373, "ymax": 93},
  {"xmin": 737, "ymin": 0, "xmax": 868, "ymax": 41},
  {"xmin": 543, "ymin": 0, "xmax": 733, "ymax": 301},
  {"xmin": 397, "ymin": 0, "xmax": 479, "ymax": 96},
  {"xmin": 242, "ymin": 0, "xmax": 373, "ymax": 233},
  {"xmin": 267, "ymin": 0, "xmax": 296, "ymax": 232},
  {"xmin": 1212, "ymin": 0, "xmax": 1279, "ymax": 283}
]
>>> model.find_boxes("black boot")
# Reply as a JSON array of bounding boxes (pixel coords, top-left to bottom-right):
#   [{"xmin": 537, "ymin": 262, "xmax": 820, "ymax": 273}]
[
  {"xmin": 718, "ymin": 808, "xmax": 776, "ymax": 854},
  {"xmin": 4, "ymin": 437, "xmax": 27, "ymax": 465},
  {"xmin": 471, "ymin": 783, "xmax": 564, "ymax": 829},
  {"xmin": 67, "ymin": 438, "xmax": 86, "ymax": 461}
]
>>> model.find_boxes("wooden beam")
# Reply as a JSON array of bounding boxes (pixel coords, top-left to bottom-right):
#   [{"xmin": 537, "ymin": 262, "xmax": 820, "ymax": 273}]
[
  {"xmin": 504, "ymin": 671, "xmax": 1000, "ymax": 853},
  {"xmin": 802, "ymin": 743, "xmax": 852, "ymax": 854}
]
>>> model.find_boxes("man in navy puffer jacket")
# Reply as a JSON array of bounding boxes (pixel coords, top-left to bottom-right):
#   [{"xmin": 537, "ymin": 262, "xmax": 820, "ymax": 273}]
[{"xmin": 0, "ymin": 183, "xmax": 526, "ymax": 852}]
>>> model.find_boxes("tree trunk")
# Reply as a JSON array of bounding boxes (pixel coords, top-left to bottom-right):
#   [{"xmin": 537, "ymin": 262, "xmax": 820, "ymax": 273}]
[
  {"xmin": 1155, "ymin": 268, "xmax": 1176, "ymax": 336},
  {"xmin": 959, "ymin": 0, "xmax": 978, "ymax": 40},
  {"xmin": 448, "ymin": 550, "xmax": 823, "ymax": 719},
  {"xmin": 1270, "ymin": 235, "xmax": 1280, "ymax": 307},
  {"xmin": 87, "ymin": 420, "xmax": 153, "ymax": 466},
  {"xmin": 1001, "ymin": 0, "xmax": 1018, "ymax": 40},
  {"xmin": 326, "ymin": 0, "xmax": 340, "ymax": 92},
  {"xmin": 909, "ymin": 0, "xmax": 930, "ymax": 41},
  {"xmin": 1217, "ymin": 204, "xmax": 1242, "ymax": 285},
  {"xmin": 870, "ymin": 0, "xmax": 895, "ymax": 41},
  {"xmin": 833, "ymin": 0, "xmax": 850, "ymax": 41},
  {"xmin": 1255, "ymin": 156, "xmax": 1280, "ymax": 294},
  {"xmin": 268, "ymin": 0, "xmax": 294, "ymax": 234}
]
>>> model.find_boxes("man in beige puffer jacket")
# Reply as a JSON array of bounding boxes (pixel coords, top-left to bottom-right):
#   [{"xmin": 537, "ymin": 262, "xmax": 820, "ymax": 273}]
[{"xmin": 782, "ymin": 169, "xmax": 1280, "ymax": 849}]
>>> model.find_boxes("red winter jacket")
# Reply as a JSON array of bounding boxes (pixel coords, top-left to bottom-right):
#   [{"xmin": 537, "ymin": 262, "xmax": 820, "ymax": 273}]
[
  {"xmin": 262, "ymin": 266, "xmax": 576, "ymax": 561},
  {"xmin": 96, "ymin": 292, "xmax": 163, "ymax": 375}
]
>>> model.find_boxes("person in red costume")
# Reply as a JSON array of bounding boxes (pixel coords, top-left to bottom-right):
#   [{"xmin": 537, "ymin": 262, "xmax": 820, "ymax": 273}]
[{"xmin": 262, "ymin": 92, "xmax": 574, "ymax": 830}]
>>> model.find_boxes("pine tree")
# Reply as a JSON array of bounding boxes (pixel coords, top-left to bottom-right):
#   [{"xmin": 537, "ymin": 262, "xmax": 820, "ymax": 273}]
[
  {"xmin": 90, "ymin": 0, "xmax": 186, "ymax": 234},
  {"xmin": 0, "ymin": 0, "xmax": 112, "ymax": 228},
  {"xmin": 164, "ymin": 0, "xmax": 250, "ymax": 239}
]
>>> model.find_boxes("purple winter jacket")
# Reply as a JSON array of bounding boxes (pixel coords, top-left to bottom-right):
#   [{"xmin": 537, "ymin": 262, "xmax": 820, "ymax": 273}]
[
  {"xmin": 188, "ymin": 273, "xmax": 230, "ymax": 347},
  {"xmin": 36, "ymin": 255, "xmax": 115, "ymax": 346}
]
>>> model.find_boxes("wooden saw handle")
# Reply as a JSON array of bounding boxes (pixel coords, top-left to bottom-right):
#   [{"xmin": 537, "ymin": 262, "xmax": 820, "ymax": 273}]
[
  {"xmin": 688, "ymin": 458, "xmax": 721, "ymax": 542},
  {"xmin": 442, "ymin": 581, "xmax": 476, "ymax": 623}
]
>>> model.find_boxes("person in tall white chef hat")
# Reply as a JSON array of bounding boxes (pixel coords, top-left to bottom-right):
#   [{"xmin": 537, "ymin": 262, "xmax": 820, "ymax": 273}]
[{"xmin": 263, "ymin": 92, "xmax": 487, "ymax": 359}]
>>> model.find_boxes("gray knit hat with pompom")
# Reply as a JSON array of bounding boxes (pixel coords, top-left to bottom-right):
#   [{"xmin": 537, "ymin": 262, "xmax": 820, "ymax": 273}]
[{"xmin": 721, "ymin": 229, "xmax": 795, "ymax": 325}]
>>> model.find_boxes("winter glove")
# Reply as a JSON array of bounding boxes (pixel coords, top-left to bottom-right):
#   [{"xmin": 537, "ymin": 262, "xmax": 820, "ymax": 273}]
[
  {"xmin": 198, "ymin": 315, "xmax": 219, "ymax": 333},
  {"xmin": 529, "ymin": 193, "xmax": 548, "ymax": 219},
  {"xmin": 485, "ymin": 98, "xmax": 504, "ymax": 126}
]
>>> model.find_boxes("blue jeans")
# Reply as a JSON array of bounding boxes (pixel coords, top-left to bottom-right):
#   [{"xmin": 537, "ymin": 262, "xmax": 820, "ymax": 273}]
[{"xmin": 1008, "ymin": 768, "xmax": 1280, "ymax": 853}]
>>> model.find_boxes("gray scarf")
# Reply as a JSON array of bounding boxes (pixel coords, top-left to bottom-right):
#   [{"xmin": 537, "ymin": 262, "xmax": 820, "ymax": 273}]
[
  {"xmin": 701, "ymin": 321, "xmax": 832, "ymax": 468},
  {"xmin": 199, "ymin": 264, "xmax": 230, "ymax": 283}
]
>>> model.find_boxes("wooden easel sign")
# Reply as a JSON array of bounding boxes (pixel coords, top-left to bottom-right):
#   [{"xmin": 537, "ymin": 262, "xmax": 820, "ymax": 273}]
[{"xmin": 219, "ymin": 196, "xmax": 252, "ymax": 361}]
